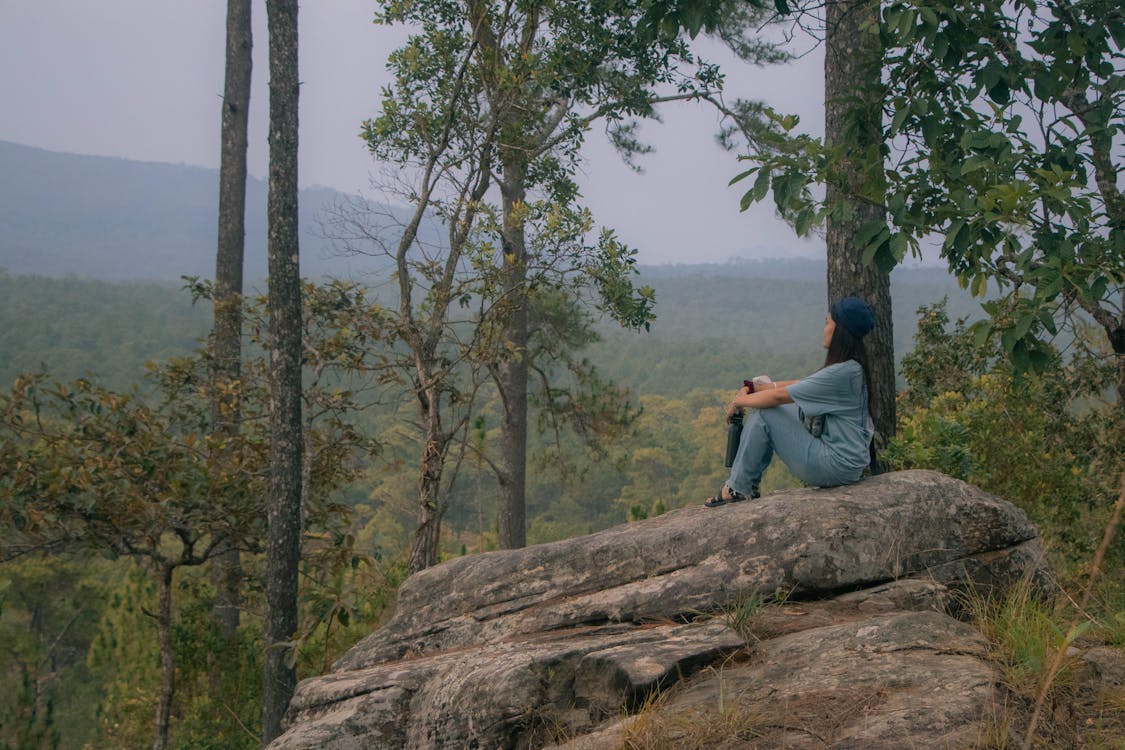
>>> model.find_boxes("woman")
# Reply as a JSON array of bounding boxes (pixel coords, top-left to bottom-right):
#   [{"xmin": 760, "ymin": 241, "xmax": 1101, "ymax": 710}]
[{"xmin": 704, "ymin": 296, "xmax": 875, "ymax": 507}]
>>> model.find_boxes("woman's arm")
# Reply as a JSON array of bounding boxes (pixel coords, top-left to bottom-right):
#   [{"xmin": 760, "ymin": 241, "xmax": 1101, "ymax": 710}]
[
  {"xmin": 726, "ymin": 382, "xmax": 793, "ymax": 419},
  {"xmin": 768, "ymin": 379, "xmax": 800, "ymax": 388}
]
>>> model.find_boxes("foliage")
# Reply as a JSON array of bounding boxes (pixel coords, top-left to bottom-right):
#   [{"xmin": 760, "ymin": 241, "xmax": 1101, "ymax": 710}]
[
  {"xmin": 0, "ymin": 667, "xmax": 59, "ymax": 750},
  {"xmin": 731, "ymin": 0, "xmax": 1124, "ymax": 393},
  {"xmin": 0, "ymin": 279, "xmax": 389, "ymax": 748},
  {"xmin": 85, "ymin": 564, "xmax": 161, "ymax": 749},
  {"xmin": 886, "ymin": 301, "xmax": 1121, "ymax": 570},
  {"xmin": 357, "ymin": 0, "xmax": 732, "ymax": 559},
  {"xmin": 878, "ymin": 0, "xmax": 1124, "ymax": 379},
  {"xmin": 294, "ymin": 539, "xmax": 406, "ymax": 677},
  {"xmin": 165, "ymin": 573, "xmax": 262, "ymax": 750},
  {"xmin": 0, "ymin": 372, "xmax": 263, "ymax": 564},
  {"xmin": 0, "ymin": 556, "xmax": 107, "ymax": 748}
]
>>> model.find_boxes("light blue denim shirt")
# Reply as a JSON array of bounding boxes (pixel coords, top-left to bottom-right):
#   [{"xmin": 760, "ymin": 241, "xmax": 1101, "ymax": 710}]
[{"xmin": 787, "ymin": 360, "xmax": 873, "ymax": 474}]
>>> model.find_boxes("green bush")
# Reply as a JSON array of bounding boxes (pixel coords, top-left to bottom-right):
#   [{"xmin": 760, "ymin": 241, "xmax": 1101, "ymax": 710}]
[{"xmin": 887, "ymin": 301, "xmax": 1121, "ymax": 575}]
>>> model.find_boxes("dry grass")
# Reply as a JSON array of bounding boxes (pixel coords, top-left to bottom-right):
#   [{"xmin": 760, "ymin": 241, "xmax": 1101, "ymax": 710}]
[
  {"xmin": 618, "ymin": 682, "xmax": 768, "ymax": 750},
  {"xmin": 958, "ymin": 575, "xmax": 1125, "ymax": 749},
  {"xmin": 616, "ymin": 663, "xmax": 894, "ymax": 750}
]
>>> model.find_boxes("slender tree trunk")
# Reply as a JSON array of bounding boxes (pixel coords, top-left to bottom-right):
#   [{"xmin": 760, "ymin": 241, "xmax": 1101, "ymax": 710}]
[
  {"xmin": 1108, "ymin": 294, "xmax": 1124, "ymax": 414},
  {"xmin": 407, "ymin": 386, "xmax": 447, "ymax": 573},
  {"xmin": 261, "ymin": 0, "xmax": 301, "ymax": 743},
  {"xmin": 824, "ymin": 0, "xmax": 895, "ymax": 459},
  {"xmin": 496, "ymin": 172, "xmax": 529, "ymax": 550},
  {"xmin": 152, "ymin": 564, "xmax": 175, "ymax": 750},
  {"xmin": 211, "ymin": 0, "xmax": 252, "ymax": 647}
]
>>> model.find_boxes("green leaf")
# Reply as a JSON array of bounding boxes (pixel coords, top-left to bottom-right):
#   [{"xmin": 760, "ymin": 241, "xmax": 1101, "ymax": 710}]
[
  {"xmin": 1028, "ymin": 344, "xmax": 1050, "ymax": 372},
  {"xmin": 1038, "ymin": 307, "xmax": 1057, "ymax": 336},
  {"xmin": 728, "ymin": 166, "xmax": 758, "ymax": 186},
  {"xmin": 742, "ymin": 167, "xmax": 771, "ymax": 209},
  {"xmin": 1067, "ymin": 31, "xmax": 1086, "ymax": 56},
  {"xmin": 1066, "ymin": 620, "xmax": 1096, "ymax": 642},
  {"xmin": 884, "ymin": 7, "xmax": 902, "ymax": 37},
  {"xmin": 861, "ymin": 238, "xmax": 881, "ymax": 267},
  {"xmin": 682, "ymin": 4, "xmax": 706, "ymax": 38},
  {"xmin": 970, "ymin": 320, "xmax": 992, "ymax": 348},
  {"xmin": 1010, "ymin": 339, "xmax": 1031, "ymax": 373},
  {"xmin": 988, "ymin": 79, "xmax": 1010, "ymax": 105},
  {"xmin": 921, "ymin": 114, "xmax": 940, "ymax": 145},
  {"xmin": 960, "ymin": 156, "xmax": 984, "ymax": 176},
  {"xmin": 773, "ymin": 173, "xmax": 793, "ymax": 209},
  {"xmin": 795, "ymin": 208, "xmax": 815, "ymax": 236},
  {"xmin": 933, "ymin": 33, "xmax": 949, "ymax": 62},
  {"xmin": 1109, "ymin": 19, "xmax": 1125, "ymax": 51},
  {"xmin": 897, "ymin": 8, "xmax": 916, "ymax": 42},
  {"xmin": 890, "ymin": 232, "xmax": 909, "ymax": 262},
  {"xmin": 891, "ymin": 104, "xmax": 910, "ymax": 134},
  {"xmin": 971, "ymin": 273, "xmax": 988, "ymax": 297},
  {"xmin": 855, "ymin": 219, "xmax": 887, "ymax": 249}
]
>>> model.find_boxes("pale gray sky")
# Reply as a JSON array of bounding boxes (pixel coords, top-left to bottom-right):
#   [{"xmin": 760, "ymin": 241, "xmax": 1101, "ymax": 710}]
[{"xmin": 0, "ymin": 0, "xmax": 828, "ymax": 265}]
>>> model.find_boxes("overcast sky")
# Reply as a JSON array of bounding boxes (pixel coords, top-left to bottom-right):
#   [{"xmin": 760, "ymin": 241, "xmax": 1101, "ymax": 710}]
[{"xmin": 0, "ymin": 0, "xmax": 830, "ymax": 265}]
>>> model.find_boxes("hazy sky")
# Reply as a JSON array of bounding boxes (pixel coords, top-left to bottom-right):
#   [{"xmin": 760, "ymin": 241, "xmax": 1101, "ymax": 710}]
[{"xmin": 0, "ymin": 0, "xmax": 828, "ymax": 265}]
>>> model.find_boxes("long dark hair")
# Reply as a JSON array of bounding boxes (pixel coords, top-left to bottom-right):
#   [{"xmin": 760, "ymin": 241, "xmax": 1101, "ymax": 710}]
[
  {"xmin": 823, "ymin": 317, "xmax": 871, "ymax": 391},
  {"xmin": 824, "ymin": 309, "xmax": 875, "ymax": 468}
]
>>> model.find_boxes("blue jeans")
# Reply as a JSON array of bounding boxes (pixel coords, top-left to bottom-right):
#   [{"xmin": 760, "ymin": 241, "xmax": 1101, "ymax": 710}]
[{"xmin": 726, "ymin": 404, "xmax": 861, "ymax": 494}]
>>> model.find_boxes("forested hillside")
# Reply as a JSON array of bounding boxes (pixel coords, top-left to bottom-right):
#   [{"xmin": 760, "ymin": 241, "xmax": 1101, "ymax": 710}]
[
  {"xmin": 590, "ymin": 262, "xmax": 985, "ymax": 394},
  {"xmin": 0, "ymin": 265, "xmax": 982, "ymax": 557},
  {"xmin": 0, "ymin": 264, "xmax": 976, "ymax": 392}
]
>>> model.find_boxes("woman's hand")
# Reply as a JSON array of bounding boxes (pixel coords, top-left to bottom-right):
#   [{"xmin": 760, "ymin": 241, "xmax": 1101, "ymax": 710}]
[{"xmin": 726, "ymin": 385, "xmax": 751, "ymax": 422}]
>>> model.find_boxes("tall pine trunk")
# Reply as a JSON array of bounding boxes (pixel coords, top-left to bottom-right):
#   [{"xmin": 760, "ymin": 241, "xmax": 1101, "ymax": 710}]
[
  {"xmin": 824, "ymin": 0, "xmax": 895, "ymax": 457},
  {"xmin": 261, "ymin": 0, "xmax": 301, "ymax": 742},
  {"xmin": 496, "ymin": 169, "xmax": 529, "ymax": 550},
  {"xmin": 210, "ymin": 0, "xmax": 252, "ymax": 646}
]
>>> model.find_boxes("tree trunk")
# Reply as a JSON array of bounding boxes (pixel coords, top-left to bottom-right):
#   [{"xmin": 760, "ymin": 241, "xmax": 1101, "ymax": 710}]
[
  {"xmin": 496, "ymin": 172, "xmax": 529, "ymax": 550},
  {"xmin": 824, "ymin": 0, "xmax": 895, "ymax": 459},
  {"xmin": 210, "ymin": 0, "xmax": 252, "ymax": 647},
  {"xmin": 407, "ymin": 387, "xmax": 446, "ymax": 573},
  {"xmin": 261, "ymin": 0, "xmax": 301, "ymax": 743},
  {"xmin": 152, "ymin": 564, "xmax": 175, "ymax": 750},
  {"xmin": 1111, "ymin": 320, "xmax": 1124, "ymax": 417}
]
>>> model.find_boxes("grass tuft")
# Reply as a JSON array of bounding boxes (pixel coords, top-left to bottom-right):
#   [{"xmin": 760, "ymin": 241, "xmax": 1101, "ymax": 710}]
[{"xmin": 618, "ymin": 680, "xmax": 766, "ymax": 750}]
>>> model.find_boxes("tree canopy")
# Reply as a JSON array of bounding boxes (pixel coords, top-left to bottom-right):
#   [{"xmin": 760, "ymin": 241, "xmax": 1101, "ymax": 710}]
[{"xmin": 879, "ymin": 0, "xmax": 1123, "ymax": 390}]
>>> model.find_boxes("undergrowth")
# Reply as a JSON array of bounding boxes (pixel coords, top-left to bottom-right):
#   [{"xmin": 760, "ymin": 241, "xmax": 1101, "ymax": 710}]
[{"xmin": 960, "ymin": 575, "xmax": 1125, "ymax": 749}]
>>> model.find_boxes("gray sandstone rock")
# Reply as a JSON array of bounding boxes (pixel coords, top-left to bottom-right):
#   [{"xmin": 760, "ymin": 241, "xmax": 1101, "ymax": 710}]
[{"xmin": 269, "ymin": 470, "xmax": 1050, "ymax": 750}]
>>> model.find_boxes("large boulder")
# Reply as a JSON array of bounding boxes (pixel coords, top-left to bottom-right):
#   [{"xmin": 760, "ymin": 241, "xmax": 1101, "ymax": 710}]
[{"xmin": 269, "ymin": 470, "xmax": 1049, "ymax": 749}]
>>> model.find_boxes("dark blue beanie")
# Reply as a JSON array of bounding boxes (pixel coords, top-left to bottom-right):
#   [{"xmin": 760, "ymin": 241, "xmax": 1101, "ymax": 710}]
[{"xmin": 831, "ymin": 296, "xmax": 875, "ymax": 339}]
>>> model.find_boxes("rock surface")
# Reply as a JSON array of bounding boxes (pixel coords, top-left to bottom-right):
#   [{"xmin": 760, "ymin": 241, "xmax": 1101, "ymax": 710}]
[{"xmin": 269, "ymin": 470, "xmax": 1050, "ymax": 749}]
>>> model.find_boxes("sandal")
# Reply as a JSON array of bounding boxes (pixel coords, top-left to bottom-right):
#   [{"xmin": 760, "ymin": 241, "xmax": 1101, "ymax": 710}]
[{"xmin": 703, "ymin": 485, "xmax": 747, "ymax": 508}]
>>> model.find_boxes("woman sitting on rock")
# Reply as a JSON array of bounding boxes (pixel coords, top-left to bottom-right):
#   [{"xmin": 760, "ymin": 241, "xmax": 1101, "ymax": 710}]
[{"xmin": 704, "ymin": 296, "xmax": 876, "ymax": 507}]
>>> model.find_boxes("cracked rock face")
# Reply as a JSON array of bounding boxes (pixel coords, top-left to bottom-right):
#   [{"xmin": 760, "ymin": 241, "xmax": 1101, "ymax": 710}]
[{"xmin": 269, "ymin": 471, "xmax": 1049, "ymax": 750}]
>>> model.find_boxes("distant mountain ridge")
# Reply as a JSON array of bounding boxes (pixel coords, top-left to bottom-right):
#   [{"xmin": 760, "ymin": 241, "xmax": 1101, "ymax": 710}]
[
  {"xmin": 1, "ymin": 140, "xmax": 959, "ymax": 288},
  {"xmin": 0, "ymin": 140, "xmax": 417, "ymax": 283}
]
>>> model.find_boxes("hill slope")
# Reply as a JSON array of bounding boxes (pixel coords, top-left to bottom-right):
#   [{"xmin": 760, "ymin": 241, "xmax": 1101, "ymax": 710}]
[{"xmin": 0, "ymin": 140, "xmax": 432, "ymax": 282}]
